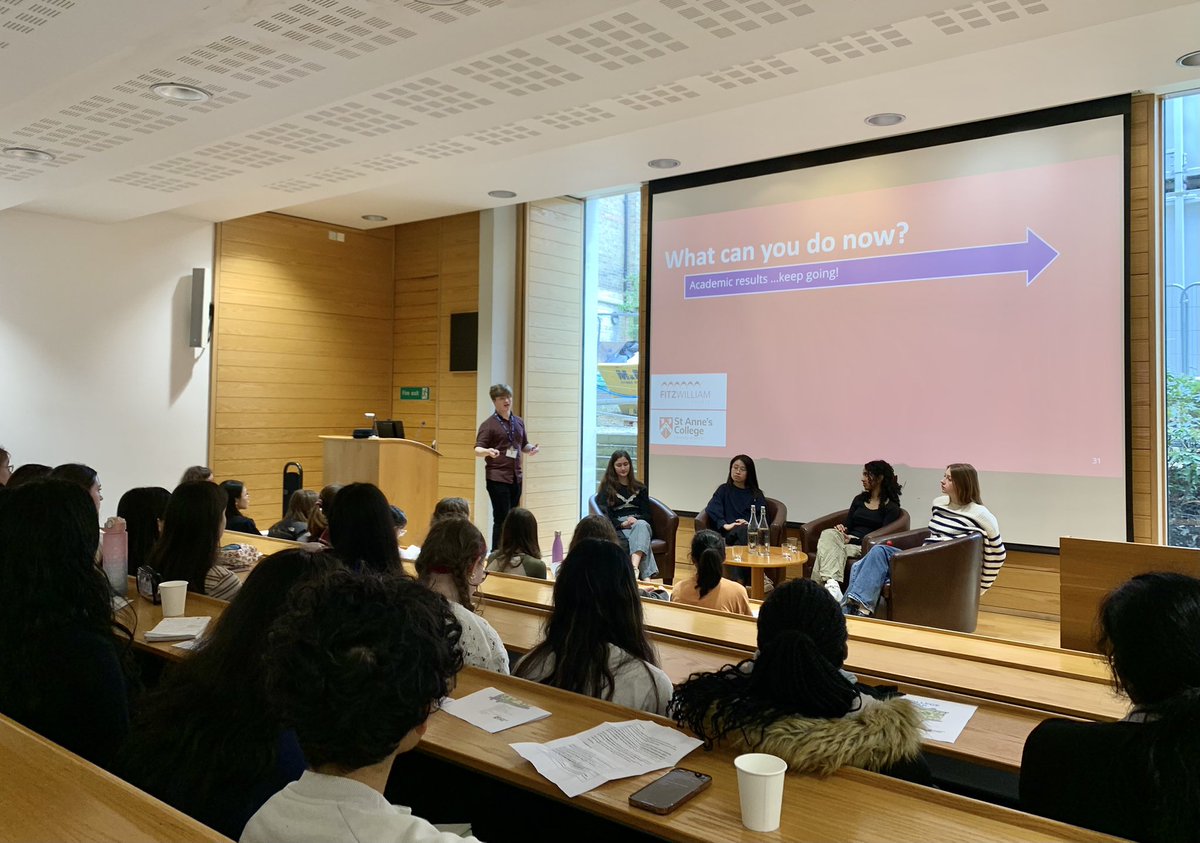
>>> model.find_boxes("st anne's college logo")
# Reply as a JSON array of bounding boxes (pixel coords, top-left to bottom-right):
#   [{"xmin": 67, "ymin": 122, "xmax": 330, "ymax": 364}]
[{"xmin": 659, "ymin": 417, "xmax": 673, "ymax": 439}]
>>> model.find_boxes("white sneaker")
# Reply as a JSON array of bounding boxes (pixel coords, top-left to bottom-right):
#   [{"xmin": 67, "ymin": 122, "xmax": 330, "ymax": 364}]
[{"xmin": 824, "ymin": 579, "xmax": 844, "ymax": 603}]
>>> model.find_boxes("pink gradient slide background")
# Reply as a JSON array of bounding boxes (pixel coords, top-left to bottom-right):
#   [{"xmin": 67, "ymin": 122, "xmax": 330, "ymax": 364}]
[{"xmin": 649, "ymin": 155, "xmax": 1125, "ymax": 479}]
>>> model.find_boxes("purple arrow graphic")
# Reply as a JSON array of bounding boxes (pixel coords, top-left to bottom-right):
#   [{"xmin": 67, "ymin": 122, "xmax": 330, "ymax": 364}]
[{"xmin": 682, "ymin": 228, "xmax": 1059, "ymax": 300}]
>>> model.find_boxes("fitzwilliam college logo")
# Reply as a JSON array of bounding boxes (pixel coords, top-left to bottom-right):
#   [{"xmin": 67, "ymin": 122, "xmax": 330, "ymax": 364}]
[{"xmin": 659, "ymin": 417, "xmax": 673, "ymax": 439}]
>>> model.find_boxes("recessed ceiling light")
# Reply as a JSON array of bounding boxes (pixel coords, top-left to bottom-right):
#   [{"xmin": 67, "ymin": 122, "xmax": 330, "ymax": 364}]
[
  {"xmin": 1178, "ymin": 50, "xmax": 1200, "ymax": 68},
  {"xmin": 2, "ymin": 146, "xmax": 55, "ymax": 163},
  {"xmin": 488, "ymin": 189, "xmax": 517, "ymax": 199},
  {"xmin": 150, "ymin": 82, "xmax": 212, "ymax": 103},
  {"xmin": 865, "ymin": 112, "xmax": 906, "ymax": 127},
  {"xmin": 361, "ymin": 214, "xmax": 388, "ymax": 222},
  {"xmin": 647, "ymin": 158, "xmax": 681, "ymax": 169}
]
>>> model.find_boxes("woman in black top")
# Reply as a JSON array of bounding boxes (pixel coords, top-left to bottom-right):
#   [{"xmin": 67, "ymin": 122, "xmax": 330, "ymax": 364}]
[
  {"xmin": 0, "ymin": 479, "xmax": 133, "ymax": 770},
  {"xmin": 116, "ymin": 486, "xmax": 172, "ymax": 575},
  {"xmin": 810, "ymin": 460, "xmax": 901, "ymax": 603},
  {"xmin": 1020, "ymin": 572, "xmax": 1200, "ymax": 843},
  {"xmin": 597, "ymin": 450, "xmax": 657, "ymax": 580},
  {"xmin": 220, "ymin": 479, "xmax": 260, "ymax": 534}
]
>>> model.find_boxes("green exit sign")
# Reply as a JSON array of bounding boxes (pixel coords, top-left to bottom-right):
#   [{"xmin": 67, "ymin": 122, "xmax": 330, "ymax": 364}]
[{"xmin": 400, "ymin": 386, "xmax": 430, "ymax": 400}]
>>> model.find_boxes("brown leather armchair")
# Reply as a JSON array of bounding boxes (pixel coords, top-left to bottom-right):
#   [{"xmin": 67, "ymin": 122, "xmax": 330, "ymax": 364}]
[
  {"xmin": 587, "ymin": 495, "xmax": 680, "ymax": 584},
  {"xmin": 694, "ymin": 496, "xmax": 787, "ymax": 547},
  {"xmin": 797, "ymin": 508, "xmax": 911, "ymax": 581},
  {"xmin": 871, "ymin": 529, "xmax": 984, "ymax": 633}
]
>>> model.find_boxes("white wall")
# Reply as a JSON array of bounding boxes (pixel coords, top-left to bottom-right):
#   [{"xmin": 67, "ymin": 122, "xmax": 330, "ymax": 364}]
[{"xmin": 0, "ymin": 210, "xmax": 214, "ymax": 520}]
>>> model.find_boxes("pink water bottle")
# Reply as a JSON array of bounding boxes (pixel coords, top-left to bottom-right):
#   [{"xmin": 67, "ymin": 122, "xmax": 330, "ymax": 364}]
[
  {"xmin": 101, "ymin": 518, "xmax": 128, "ymax": 596},
  {"xmin": 551, "ymin": 530, "xmax": 564, "ymax": 566}
]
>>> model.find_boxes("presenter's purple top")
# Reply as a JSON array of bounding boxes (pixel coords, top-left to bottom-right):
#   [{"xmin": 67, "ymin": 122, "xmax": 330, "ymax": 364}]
[{"xmin": 476, "ymin": 412, "xmax": 528, "ymax": 484}]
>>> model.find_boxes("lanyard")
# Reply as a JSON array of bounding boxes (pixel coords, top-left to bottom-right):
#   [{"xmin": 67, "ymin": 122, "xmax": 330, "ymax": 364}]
[{"xmin": 495, "ymin": 412, "xmax": 516, "ymax": 448}]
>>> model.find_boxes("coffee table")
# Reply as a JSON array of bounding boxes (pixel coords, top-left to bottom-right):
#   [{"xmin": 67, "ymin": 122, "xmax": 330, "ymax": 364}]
[{"xmin": 723, "ymin": 546, "xmax": 806, "ymax": 600}]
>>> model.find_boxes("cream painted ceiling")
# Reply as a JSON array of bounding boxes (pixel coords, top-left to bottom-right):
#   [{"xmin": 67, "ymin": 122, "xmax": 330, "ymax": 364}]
[{"xmin": 1, "ymin": 0, "xmax": 1199, "ymax": 228}]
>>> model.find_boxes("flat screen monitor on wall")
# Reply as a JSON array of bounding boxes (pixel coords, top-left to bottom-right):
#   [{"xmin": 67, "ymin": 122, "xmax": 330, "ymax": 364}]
[{"xmin": 646, "ymin": 98, "xmax": 1129, "ymax": 548}]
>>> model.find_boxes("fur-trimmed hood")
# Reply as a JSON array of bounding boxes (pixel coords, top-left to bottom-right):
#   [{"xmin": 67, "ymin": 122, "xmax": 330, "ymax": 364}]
[{"xmin": 723, "ymin": 695, "xmax": 925, "ymax": 777}]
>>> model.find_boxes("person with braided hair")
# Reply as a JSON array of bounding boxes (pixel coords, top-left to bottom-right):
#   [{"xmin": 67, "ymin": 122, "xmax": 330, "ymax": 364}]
[{"xmin": 668, "ymin": 578, "xmax": 930, "ymax": 782}]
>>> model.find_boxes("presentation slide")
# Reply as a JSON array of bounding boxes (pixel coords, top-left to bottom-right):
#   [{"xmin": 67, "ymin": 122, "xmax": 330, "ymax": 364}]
[{"xmin": 648, "ymin": 115, "xmax": 1127, "ymax": 546}]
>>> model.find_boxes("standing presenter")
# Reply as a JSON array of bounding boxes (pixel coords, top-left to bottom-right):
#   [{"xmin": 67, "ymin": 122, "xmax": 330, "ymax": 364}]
[{"xmin": 475, "ymin": 383, "xmax": 539, "ymax": 547}]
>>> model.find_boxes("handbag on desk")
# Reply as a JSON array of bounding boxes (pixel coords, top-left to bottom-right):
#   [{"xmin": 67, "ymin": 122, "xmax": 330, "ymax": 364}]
[{"xmin": 136, "ymin": 565, "xmax": 161, "ymax": 604}]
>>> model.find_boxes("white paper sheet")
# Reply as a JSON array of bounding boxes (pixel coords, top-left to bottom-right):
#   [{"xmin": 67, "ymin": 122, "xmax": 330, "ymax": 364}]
[
  {"xmin": 510, "ymin": 720, "xmax": 702, "ymax": 797},
  {"xmin": 144, "ymin": 616, "xmax": 211, "ymax": 642},
  {"xmin": 904, "ymin": 695, "xmax": 978, "ymax": 743},
  {"xmin": 441, "ymin": 687, "xmax": 552, "ymax": 734}
]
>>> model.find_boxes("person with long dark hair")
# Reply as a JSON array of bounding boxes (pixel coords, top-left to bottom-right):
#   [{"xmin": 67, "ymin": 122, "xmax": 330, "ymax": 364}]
[
  {"xmin": 669, "ymin": 578, "xmax": 929, "ymax": 780},
  {"xmin": 116, "ymin": 486, "xmax": 171, "ymax": 575},
  {"xmin": 220, "ymin": 479, "xmax": 260, "ymax": 535},
  {"xmin": 307, "ymin": 483, "xmax": 342, "ymax": 545},
  {"xmin": 671, "ymin": 530, "xmax": 751, "ymax": 616},
  {"xmin": 486, "ymin": 507, "xmax": 546, "ymax": 579},
  {"xmin": 120, "ymin": 549, "xmax": 341, "ymax": 839},
  {"xmin": 49, "ymin": 462, "xmax": 103, "ymax": 511},
  {"xmin": 416, "ymin": 515, "xmax": 509, "ymax": 674},
  {"xmin": 328, "ymin": 483, "xmax": 403, "ymax": 575},
  {"xmin": 0, "ymin": 479, "xmax": 134, "ymax": 770},
  {"xmin": 6, "ymin": 462, "xmax": 50, "ymax": 488},
  {"xmin": 515, "ymin": 538, "xmax": 672, "ymax": 714},
  {"xmin": 597, "ymin": 449, "xmax": 658, "ymax": 580},
  {"xmin": 151, "ymin": 481, "xmax": 241, "ymax": 600},
  {"xmin": 844, "ymin": 463, "xmax": 1005, "ymax": 616},
  {"xmin": 810, "ymin": 460, "xmax": 903, "ymax": 602},
  {"xmin": 1020, "ymin": 572, "xmax": 1200, "ymax": 843},
  {"xmin": 268, "ymin": 489, "xmax": 317, "ymax": 541}
]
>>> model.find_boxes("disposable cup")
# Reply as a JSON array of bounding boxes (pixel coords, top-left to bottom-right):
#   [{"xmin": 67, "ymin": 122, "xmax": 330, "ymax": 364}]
[
  {"xmin": 734, "ymin": 753, "xmax": 787, "ymax": 832},
  {"xmin": 159, "ymin": 580, "xmax": 188, "ymax": 618}
]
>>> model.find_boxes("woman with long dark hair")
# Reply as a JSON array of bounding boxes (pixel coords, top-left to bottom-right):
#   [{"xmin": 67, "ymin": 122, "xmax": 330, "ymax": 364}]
[
  {"xmin": 327, "ymin": 482, "xmax": 402, "ymax": 575},
  {"xmin": 810, "ymin": 460, "xmax": 902, "ymax": 603},
  {"xmin": 1021, "ymin": 572, "xmax": 1200, "ymax": 843},
  {"xmin": 671, "ymin": 530, "xmax": 751, "ymax": 616},
  {"xmin": 703, "ymin": 454, "xmax": 767, "ymax": 586},
  {"xmin": 151, "ymin": 481, "xmax": 241, "ymax": 600},
  {"xmin": 0, "ymin": 479, "xmax": 134, "ymax": 770},
  {"xmin": 220, "ymin": 479, "xmax": 260, "ymax": 535},
  {"xmin": 116, "ymin": 486, "xmax": 172, "ymax": 575},
  {"xmin": 120, "ymin": 549, "xmax": 341, "ymax": 839},
  {"xmin": 268, "ymin": 489, "xmax": 317, "ymax": 541},
  {"xmin": 669, "ymin": 578, "xmax": 928, "ymax": 780},
  {"xmin": 486, "ymin": 507, "xmax": 546, "ymax": 579},
  {"xmin": 306, "ymin": 483, "xmax": 342, "ymax": 545},
  {"xmin": 50, "ymin": 462, "xmax": 103, "ymax": 511},
  {"xmin": 515, "ymin": 538, "xmax": 671, "ymax": 714},
  {"xmin": 596, "ymin": 449, "xmax": 657, "ymax": 579},
  {"xmin": 416, "ymin": 515, "xmax": 509, "ymax": 674}
]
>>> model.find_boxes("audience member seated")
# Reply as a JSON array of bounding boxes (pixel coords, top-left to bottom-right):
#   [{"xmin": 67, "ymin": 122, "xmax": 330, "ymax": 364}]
[
  {"xmin": 810, "ymin": 460, "xmax": 903, "ymax": 603},
  {"xmin": 515, "ymin": 539, "xmax": 672, "ymax": 715},
  {"xmin": 151, "ymin": 481, "xmax": 242, "ymax": 600},
  {"xmin": 50, "ymin": 462, "xmax": 103, "ymax": 511},
  {"xmin": 327, "ymin": 483, "xmax": 403, "ymax": 575},
  {"xmin": 0, "ymin": 479, "xmax": 133, "ymax": 770},
  {"xmin": 221, "ymin": 480, "xmax": 260, "ymax": 535},
  {"xmin": 242, "ymin": 571, "xmax": 477, "ymax": 843},
  {"xmin": 268, "ymin": 489, "xmax": 318, "ymax": 542},
  {"xmin": 1020, "ymin": 572, "xmax": 1200, "ymax": 843},
  {"xmin": 0, "ymin": 446, "xmax": 10, "ymax": 487},
  {"xmin": 561, "ymin": 514, "xmax": 622, "ymax": 577},
  {"xmin": 485, "ymin": 507, "xmax": 546, "ymax": 579},
  {"xmin": 845, "ymin": 463, "xmax": 1005, "ymax": 617},
  {"xmin": 671, "ymin": 530, "xmax": 751, "ymax": 616},
  {"xmin": 391, "ymin": 505, "xmax": 408, "ymax": 542},
  {"xmin": 669, "ymin": 579, "xmax": 930, "ymax": 782},
  {"xmin": 181, "ymin": 465, "xmax": 214, "ymax": 484},
  {"xmin": 596, "ymin": 449, "xmax": 658, "ymax": 580},
  {"xmin": 6, "ymin": 462, "xmax": 50, "ymax": 488},
  {"xmin": 307, "ymin": 483, "xmax": 342, "ymax": 546},
  {"xmin": 116, "ymin": 486, "xmax": 172, "ymax": 576},
  {"xmin": 416, "ymin": 516, "xmax": 509, "ymax": 674},
  {"xmin": 703, "ymin": 454, "xmax": 767, "ymax": 586},
  {"xmin": 431, "ymin": 496, "xmax": 470, "ymax": 525},
  {"xmin": 120, "ymin": 550, "xmax": 341, "ymax": 840}
]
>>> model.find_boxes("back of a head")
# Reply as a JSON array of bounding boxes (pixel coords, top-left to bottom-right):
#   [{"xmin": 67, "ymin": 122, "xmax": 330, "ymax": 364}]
[
  {"xmin": 151, "ymin": 481, "xmax": 226, "ymax": 592},
  {"xmin": 690, "ymin": 530, "xmax": 726, "ymax": 598},
  {"xmin": 283, "ymin": 488, "xmax": 318, "ymax": 523},
  {"xmin": 219, "ymin": 480, "xmax": 245, "ymax": 519},
  {"xmin": 568, "ymin": 513, "xmax": 620, "ymax": 553},
  {"xmin": 432, "ymin": 496, "xmax": 470, "ymax": 525},
  {"xmin": 498, "ymin": 507, "xmax": 541, "ymax": 559},
  {"xmin": 117, "ymin": 487, "xmax": 172, "ymax": 573},
  {"xmin": 6, "ymin": 463, "xmax": 50, "ymax": 489},
  {"xmin": 265, "ymin": 571, "xmax": 463, "ymax": 771},
  {"xmin": 327, "ymin": 483, "xmax": 401, "ymax": 574},
  {"xmin": 180, "ymin": 465, "xmax": 213, "ymax": 485},
  {"xmin": 49, "ymin": 462, "xmax": 98, "ymax": 491},
  {"xmin": 415, "ymin": 515, "xmax": 486, "ymax": 607},
  {"xmin": 308, "ymin": 483, "xmax": 343, "ymax": 538}
]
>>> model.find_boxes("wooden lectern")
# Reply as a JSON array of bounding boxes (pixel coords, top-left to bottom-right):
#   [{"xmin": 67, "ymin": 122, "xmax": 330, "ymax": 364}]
[{"xmin": 320, "ymin": 436, "xmax": 440, "ymax": 546}]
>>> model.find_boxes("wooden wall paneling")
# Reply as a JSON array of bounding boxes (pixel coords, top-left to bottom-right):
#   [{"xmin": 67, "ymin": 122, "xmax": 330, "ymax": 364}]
[
  {"xmin": 211, "ymin": 213, "xmax": 395, "ymax": 527},
  {"xmin": 523, "ymin": 198, "xmax": 584, "ymax": 550}
]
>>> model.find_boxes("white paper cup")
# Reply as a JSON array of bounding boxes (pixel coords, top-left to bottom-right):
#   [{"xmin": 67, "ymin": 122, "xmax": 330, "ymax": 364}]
[
  {"xmin": 735, "ymin": 753, "xmax": 787, "ymax": 832},
  {"xmin": 159, "ymin": 580, "xmax": 188, "ymax": 618}
]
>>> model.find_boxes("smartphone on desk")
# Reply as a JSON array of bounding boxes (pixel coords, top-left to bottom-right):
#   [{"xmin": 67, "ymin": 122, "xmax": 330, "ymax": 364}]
[{"xmin": 629, "ymin": 768, "xmax": 712, "ymax": 814}]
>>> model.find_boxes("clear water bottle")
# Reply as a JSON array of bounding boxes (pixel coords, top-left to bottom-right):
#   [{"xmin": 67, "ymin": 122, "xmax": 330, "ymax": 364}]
[
  {"xmin": 746, "ymin": 505, "xmax": 758, "ymax": 555},
  {"xmin": 757, "ymin": 504, "xmax": 770, "ymax": 556}
]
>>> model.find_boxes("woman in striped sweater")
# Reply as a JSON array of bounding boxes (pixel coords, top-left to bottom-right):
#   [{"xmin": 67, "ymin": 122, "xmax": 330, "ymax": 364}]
[{"xmin": 843, "ymin": 463, "xmax": 1005, "ymax": 617}]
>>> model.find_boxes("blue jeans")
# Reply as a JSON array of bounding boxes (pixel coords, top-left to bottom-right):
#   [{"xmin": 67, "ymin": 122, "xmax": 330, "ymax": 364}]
[
  {"xmin": 621, "ymin": 519, "xmax": 658, "ymax": 579},
  {"xmin": 845, "ymin": 544, "xmax": 899, "ymax": 611}
]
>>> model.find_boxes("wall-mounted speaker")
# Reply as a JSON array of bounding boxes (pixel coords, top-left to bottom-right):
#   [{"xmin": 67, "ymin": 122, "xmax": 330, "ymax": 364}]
[{"xmin": 189, "ymin": 268, "xmax": 206, "ymax": 349}]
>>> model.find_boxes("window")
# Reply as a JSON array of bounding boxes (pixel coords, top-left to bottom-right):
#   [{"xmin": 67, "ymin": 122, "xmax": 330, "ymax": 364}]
[
  {"xmin": 1164, "ymin": 91, "xmax": 1200, "ymax": 546},
  {"xmin": 581, "ymin": 190, "xmax": 642, "ymax": 510}
]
